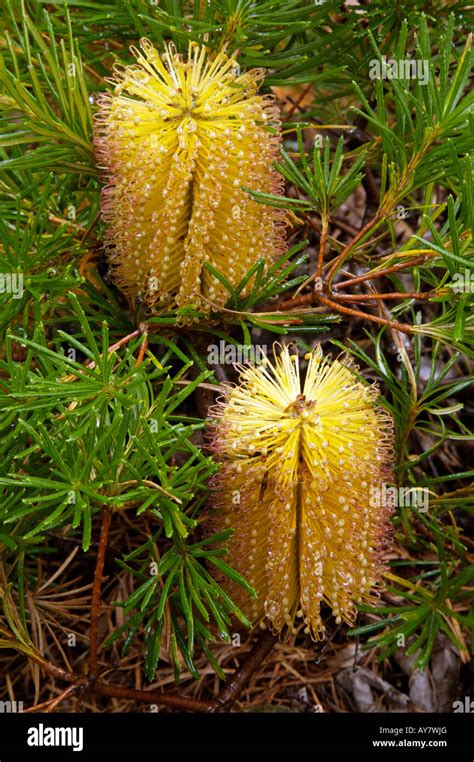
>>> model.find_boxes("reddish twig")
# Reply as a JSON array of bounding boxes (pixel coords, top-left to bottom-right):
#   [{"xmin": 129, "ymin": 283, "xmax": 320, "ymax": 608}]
[
  {"xmin": 134, "ymin": 325, "xmax": 149, "ymax": 367},
  {"xmin": 94, "ymin": 681, "xmax": 215, "ymax": 712},
  {"xmin": 284, "ymin": 82, "xmax": 313, "ymax": 121},
  {"xmin": 23, "ymin": 633, "xmax": 215, "ymax": 711},
  {"xmin": 23, "ymin": 626, "xmax": 278, "ymax": 713},
  {"xmin": 276, "ymin": 293, "xmax": 314, "ymax": 310},
  {"xmin": 211, "ymin": 629, "xmax": 278, "ymax": 711},
  {"xmin": 317, "ymin": 294, "xmax": 413, "ymax": 333},
  {"xmin": 333, "ymin": 256, "xmax": 429, "ymax": 290},
  {"xmin": 109, "ymin": 330, "xmax": 142, "ymax": 354},
  {"xmin": 302, "ymin": 210, "xmax": 359, "ymax": 237},
  {"xmin": 325, "ymin": 213, "xmax": 384, "ymax": 283},
  {"xmin": 23, "ymin": 684, "xmax": 79, "ymax": 713},
  {"xmin": 80, "ymin": 209, "xmax": 101, "ymax": 244},
  {"xmin": 24, "ymin": 652, "xmax": 79, "ymax": 684},
  {"xmin": 334, "ymin": 290, "xmax": 435, "ymax": 302},
  {"xmin": 275, "ymin": 289, "xmax": 433, "ymax": 311},
  {"xmin": 89, "ymin": 508, "xmax": 113, "ymax": 678},
  {"xmin": 316, "ymin": 217, "xmax": 329, "ymax": 280}
]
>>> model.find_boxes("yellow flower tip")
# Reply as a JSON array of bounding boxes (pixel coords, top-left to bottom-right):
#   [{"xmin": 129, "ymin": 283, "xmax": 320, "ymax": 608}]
[
  {"xmin": 94, "ymin": 38, "xmax": 286, "ymax": 315},
  {"xmin": 208, "ymin": 344, "xmax": 395, "ymax": 640}
]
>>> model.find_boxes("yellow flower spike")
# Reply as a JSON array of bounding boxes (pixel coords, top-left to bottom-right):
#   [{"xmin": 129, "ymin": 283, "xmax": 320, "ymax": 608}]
[
  {"xmin": 94, "ymin": 39, "xmax": 286, "ymax": 313},
  {"xmin": 208, "ymin": 345, "xmax": 395, "ymax": 639}
]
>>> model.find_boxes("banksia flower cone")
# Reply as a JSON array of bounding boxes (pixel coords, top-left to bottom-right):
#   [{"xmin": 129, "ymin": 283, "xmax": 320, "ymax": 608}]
[
  {"xmin": 208, "ymin": 345, "xmax": 394, "ymax": 639},
  {"xmin": 94, "ymin": 39, "xmax": 286, "ymax": 312}
]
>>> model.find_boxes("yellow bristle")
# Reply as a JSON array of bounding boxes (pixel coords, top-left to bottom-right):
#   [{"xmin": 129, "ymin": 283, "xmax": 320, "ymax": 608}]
[
  {"xmin": 208, "ymin": 344, "xmax": 395, "ymax": 639},
  {"xmin": 94, "ymin": 39, "xmax": 286, "ymax": 313}
]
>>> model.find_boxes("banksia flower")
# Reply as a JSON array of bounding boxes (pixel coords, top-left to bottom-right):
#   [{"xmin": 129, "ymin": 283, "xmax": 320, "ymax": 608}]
[
  {"xmin": 94, "ymin": 39, "xmax": 286, "ymax": 312},
  {"xmin": 208, "ymin": 345, "xmax": 394, "ymax": 639}
]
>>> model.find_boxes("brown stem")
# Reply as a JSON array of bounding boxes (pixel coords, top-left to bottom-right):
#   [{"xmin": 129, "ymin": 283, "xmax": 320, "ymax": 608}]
[
  {"xmin": 325, "ymin": 214, "xmax": 384, "ymax": 283},
  {"xmin": 25, "ymin": 652, "xmax": 78, "ymax": 684},
  {"xmin": 275, "ymin": 293, "xmax": 314, "ymax": 310},
  {"xmin": 23, "ymin": 684, "xmax": 79, "ymax": 713},
  {"xmin": 89, "ymin": 508, "xmax": 113, "ymax": 678},
  {"xmin": 47, "ymin": 214, "xmax": 85, "ymax": 233},
  {"xmin": 302, "ymin": 210, "xmax": 358, "ymax": 238},
  {"xmin": 335, "ymin": 291, "xmax": 435, "ymax": 302},
  {"xmin": 316, "ymin": 217, "xmax": 329, "ymax": 280},
  {"xmin": 23, "ymin": 628, "xmax": 277, "ymax": 713},
  {"xmin": 105, "ymin": 330, "xmax": 144, "ymax": 358},
  {"xmin": 23, "ymin": 660, "xmax": 213, "ymax": 712},
  {"xmin": 134, "ymin": 327, "xmax": 149, "ymax": 368},
  {"xmin": 317, "ymin": 295, "xmax": 413, "ymax": 334},
  {"xmin": 276, "ymin": 285, "xmax": 432, "ymax": 316},
  {"xmin": 275, "ymin": 289, "xmax": 432, "ymax": 309},
  {"xmin": 284, "ymin": 82, "xmax": 313, "ymax": 121},
  {"xmin": 80, "ymin": 210, "xmax": 101, "ymax": 244},
  {"xmin": 210, "ymin": 629, "xmax": 278, "ymax": 712},
  {"xmin": 334, "ymin": 256, "xmax": 429, "ymax": 290},
  {"xmin": 94, "ymin": 680, "xmax": 214, "ymax": 712}
]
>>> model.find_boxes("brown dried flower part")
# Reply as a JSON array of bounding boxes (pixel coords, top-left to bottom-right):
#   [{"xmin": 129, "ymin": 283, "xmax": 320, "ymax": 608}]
[
  {"xmin": 94, "ymin": 39, "xmax": 286, "ymax": 313},
  {"xmin": 208, "ymin": 345, "xmax": 394, "ymax": 639}
]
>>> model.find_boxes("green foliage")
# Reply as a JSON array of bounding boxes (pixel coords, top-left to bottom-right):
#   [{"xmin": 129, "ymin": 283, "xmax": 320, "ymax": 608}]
[
  {"xmin": 252, "ymin": 132, "xmax": 368, "ymax": 220},
  {"xmin": 0, "ymin": 294, "xmax": 212, "ymax": 547},
  {"xmin": 107, "ymin": 530, "xmax": 254, "ymax": 680},
  {"xmin": 0, "ymin": 2, "xmax": 94, "ymax": 173},
  {"xmin": 353, "ymin": 18, "xmax": 473, "ymax": 201},
  {"xmin": 338, "ymin": 333, "xmax": 474, "ymax": 669},
  {"xmin": 351, "ymin": 548, "xmax": 474, "ymax": 671}
]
